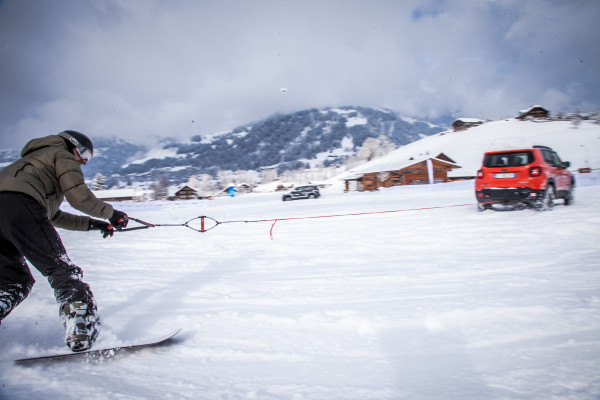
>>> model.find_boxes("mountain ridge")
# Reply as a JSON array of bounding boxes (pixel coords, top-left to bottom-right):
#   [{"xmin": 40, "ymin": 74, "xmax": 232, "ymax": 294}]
[{"xmin": 98, "ymin": 106, "xmax": 447, "ymax": 187}]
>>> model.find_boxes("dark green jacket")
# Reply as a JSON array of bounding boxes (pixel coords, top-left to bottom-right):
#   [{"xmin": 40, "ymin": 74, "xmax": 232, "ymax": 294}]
[{"xmin": 0, "ymin": 135, "xmax": 114, "ymax": 231}]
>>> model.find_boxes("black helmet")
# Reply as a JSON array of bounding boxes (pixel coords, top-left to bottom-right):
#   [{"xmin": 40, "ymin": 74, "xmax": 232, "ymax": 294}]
[{"xmin": 59, "ymin": 130, "xmax": 94, "ymax": 159}]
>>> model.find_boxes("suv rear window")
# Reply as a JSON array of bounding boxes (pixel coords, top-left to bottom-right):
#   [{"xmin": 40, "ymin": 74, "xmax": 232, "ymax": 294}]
[
  {"xmin": 483, "ymin": 151, "xmax": 534, "ymax": 168},
  {"xmin": 540, "ymin": 149, "xmax": 563, "ymax": 167}
]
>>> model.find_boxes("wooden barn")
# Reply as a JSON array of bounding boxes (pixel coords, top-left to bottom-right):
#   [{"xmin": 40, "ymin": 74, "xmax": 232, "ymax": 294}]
[
  {"xmin": 344, "ymin": 153, "xmax": 461, "ymax": 192},
  {"xmin": 452, "ymin": 118, "xmax": 484, "ymax": 131},
  {"xmin": 237, "ymin": 183, "xmax": 253, "ymax": 193},
  {"xmin": 517, "ymin": 105, "xmax": 549, "ymax": 120},
  {"xmin": 173, "ymin": 185, "xmax": 198, "ymax": 200}
]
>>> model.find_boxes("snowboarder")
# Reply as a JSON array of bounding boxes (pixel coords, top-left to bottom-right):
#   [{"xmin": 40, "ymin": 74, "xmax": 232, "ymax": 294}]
[{"xmin": 0, "ymin": 130, "xmax": 129, "ymax": 352}]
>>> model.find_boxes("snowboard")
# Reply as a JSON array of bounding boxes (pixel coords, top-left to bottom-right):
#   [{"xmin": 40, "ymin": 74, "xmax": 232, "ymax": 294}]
[{"xmin": 15, "ymin": 328, "xmax": 181, "ymax": 365}]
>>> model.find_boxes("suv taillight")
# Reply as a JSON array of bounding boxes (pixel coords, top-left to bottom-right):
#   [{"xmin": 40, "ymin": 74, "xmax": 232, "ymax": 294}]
[
  {"xmin": 529, "ymin": 166, "xmax": 542, "ymax": 177},
  {"xmin": 477, "ymin": 170, "xmax": 484, "ymax": 179}
]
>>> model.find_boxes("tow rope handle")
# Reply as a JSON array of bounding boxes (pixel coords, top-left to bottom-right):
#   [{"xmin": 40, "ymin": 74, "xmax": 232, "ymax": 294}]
[
  {"xmin": 120, "ymin": 216, "xmax": 217, "ymax": 233},
  {"xmin": 116, "ymin": 217, "xmax": 154, "ymax": 232}
]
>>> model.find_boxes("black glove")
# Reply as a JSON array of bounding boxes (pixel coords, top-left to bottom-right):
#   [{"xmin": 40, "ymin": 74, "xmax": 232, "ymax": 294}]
[
  {"xmin": 88, "ymin": 219, "xmax": 115, "ymax": 238},
  {"xmin": 109, "ymin": 210, "xmax": 129, "ymax": 230}
]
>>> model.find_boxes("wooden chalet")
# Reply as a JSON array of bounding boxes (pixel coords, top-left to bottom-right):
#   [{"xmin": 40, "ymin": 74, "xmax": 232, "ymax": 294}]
[
  {"xmin": 452, "ymin": 118, "xmax": 484, "ymax": 132},
  {"xmin": 237, "ymin": 183, "xmax": 253, "ymax": 193},
  {"xmin": 173, "ymin": 185, "xmax": 198, "ymax": 200},
  {"xmin": 344, "ymin": 153, "xmax": 461, "ymax": 192},
  {"xmin": 517, "ymin": 105, "xmax": 549, "ymax": 120}
]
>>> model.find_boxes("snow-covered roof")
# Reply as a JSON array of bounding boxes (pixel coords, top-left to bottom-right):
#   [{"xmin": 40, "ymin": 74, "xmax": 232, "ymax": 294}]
[
  {"xmin": 175, "ymin": 185, "xmax": 198, "ymax": 193},
  {"xmin": 518, "ymin": 105, "xmax": 548, "ymax": 114},
  {"xmin": 346, "ymin": 152, "xmax": 459, "ymax": 176},
  {"xmin": 93, "ymin": 189, "xmax": 144, "ymax": 198},
  {"xmin": 343, "ymin": 172, "xmax": 364, "ymax": 180},
  {"xmin": 454, "ymin": 118, "xmax": 484, "ymax": 124}
]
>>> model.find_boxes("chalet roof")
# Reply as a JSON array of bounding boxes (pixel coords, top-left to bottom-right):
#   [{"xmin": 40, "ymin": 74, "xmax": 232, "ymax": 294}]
[
  {"xmin": 347, "ymin": 152, "xmax": 460, "ymax": 176},
  {"xmin": 175, "ymin": 185, "xmax": 198, "ymax": 195}
]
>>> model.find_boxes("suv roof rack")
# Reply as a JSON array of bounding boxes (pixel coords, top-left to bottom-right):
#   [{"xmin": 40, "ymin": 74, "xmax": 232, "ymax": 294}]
[{"xmin": 533, "ymin": 145, "xmax": 552, "ymax": 150}]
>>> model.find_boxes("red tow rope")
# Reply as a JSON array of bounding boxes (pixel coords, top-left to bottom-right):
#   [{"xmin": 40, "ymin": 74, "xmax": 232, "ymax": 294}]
[{"xmin": 120, "ymin": 202, "xmax": 480, "ymax": 239}]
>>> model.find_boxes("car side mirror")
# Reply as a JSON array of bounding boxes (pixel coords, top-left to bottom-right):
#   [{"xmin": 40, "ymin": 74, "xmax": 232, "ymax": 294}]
[{"xmin": 562, "ymin": 161, "xmax": 571, "ymax": 168}]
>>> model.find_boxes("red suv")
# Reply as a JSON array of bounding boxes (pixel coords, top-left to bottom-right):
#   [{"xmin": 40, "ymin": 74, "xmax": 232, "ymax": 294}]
[{"xmin": 475, "ymin": 145, "xmax": 574, "ymax": 211}]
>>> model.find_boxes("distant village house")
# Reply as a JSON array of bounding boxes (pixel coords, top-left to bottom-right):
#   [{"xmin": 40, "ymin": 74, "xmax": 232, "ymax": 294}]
[
  {"xmin": 236, "ymin": 183, "xmax": 253, "ymax": 193},
  {"xmin": 172, "ymin": 185, "xmax": 198, "ymax": 200},
  {"xmin": 517, "ymin": 105, "xmax": 549, "ymax": 120},
  {"xmin": 452, "ymin": 118, "xmax": 484, "ymax": 132}
]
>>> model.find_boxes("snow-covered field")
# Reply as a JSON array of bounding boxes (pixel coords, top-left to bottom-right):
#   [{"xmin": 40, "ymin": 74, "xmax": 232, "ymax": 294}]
[{"xmin": 1, "ymin": 177, "xmax": 599, "ymax": 400}]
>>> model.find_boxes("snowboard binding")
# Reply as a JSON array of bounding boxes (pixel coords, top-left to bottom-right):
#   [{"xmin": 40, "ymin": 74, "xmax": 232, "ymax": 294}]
[{"xmin": 62, "ymin": 302, "xmax": 100, "ymax": 352}]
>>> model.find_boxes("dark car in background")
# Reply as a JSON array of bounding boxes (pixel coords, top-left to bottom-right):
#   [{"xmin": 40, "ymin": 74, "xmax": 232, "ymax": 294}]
[{"xmin": 282, "ymin": 185, "xmax": 321, "ymax": 201}]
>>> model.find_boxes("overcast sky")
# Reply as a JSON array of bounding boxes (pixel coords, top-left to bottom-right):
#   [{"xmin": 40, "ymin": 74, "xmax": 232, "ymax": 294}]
[{"xmin": 0, "ymin": 0, "xmax": 598, "ymax": 149}]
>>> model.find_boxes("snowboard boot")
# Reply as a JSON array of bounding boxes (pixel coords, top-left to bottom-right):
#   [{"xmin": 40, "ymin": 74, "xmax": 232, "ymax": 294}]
[{"xmin": 62, "ymin": 302, "xmax": 100, "ymax": 352}]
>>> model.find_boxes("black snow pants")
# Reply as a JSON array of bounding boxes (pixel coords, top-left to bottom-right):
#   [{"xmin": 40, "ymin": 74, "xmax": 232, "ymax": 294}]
[{"xmin": 0, "ymin": 192, "xmax": 95, "ymax": 322}]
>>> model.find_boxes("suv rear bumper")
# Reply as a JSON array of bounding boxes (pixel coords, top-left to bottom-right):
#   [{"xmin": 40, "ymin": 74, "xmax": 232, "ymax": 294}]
[{"xmin": 476, "ymin": 188, "xmax": 544, "ymax": 204}]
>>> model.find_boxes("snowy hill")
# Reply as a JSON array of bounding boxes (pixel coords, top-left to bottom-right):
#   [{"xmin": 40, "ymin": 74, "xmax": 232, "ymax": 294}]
[{"xmin": 345, "ymin": 118, "xmax": 600, "ymax": 180}]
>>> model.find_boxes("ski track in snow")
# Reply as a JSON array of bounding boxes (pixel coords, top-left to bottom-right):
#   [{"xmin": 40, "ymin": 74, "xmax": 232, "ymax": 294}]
[{"xmin": 1, "ymin": 179, "xmax": 599, "ymax": 400}]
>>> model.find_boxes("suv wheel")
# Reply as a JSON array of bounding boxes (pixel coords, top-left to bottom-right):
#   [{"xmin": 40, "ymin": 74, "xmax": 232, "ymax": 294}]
[
  {"xmin": 535, "ymin": 186, "xmax": 555, "ymax": 211},
  {"xmin": 564, "ymin": 188, "xmax": 574, "ymax": 206}
]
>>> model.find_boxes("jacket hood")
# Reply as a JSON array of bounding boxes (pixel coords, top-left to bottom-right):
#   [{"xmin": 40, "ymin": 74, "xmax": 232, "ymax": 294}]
[{"xmin": 21, "ymin": 135, "xmax": 69, "ymax": 157}]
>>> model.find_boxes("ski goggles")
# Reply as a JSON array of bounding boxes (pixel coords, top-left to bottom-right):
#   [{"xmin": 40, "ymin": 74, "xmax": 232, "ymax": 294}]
[{"xmin": 76, "ymin": 145, "xmax": 93, "ymax": 160}]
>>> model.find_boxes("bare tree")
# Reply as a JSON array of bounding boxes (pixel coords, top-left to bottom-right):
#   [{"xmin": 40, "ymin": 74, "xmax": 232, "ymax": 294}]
[
  {"xmin": 357, "ymin": 135, "xmax": 396, "ymax": 162},
  {"xmin": 91, "ymin": 173, "xmax": 107, "ymax": 191},
  {"xmin": 260, "ymin": 168, "xmax": 278, "ymax": 184},
  {"xmin": 152, "ymin": 175, "xmax": 169, "ymax": 200},
  {"xmin": 217, "ymin": 170, "xmax": 235, "ymax": 189}
]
